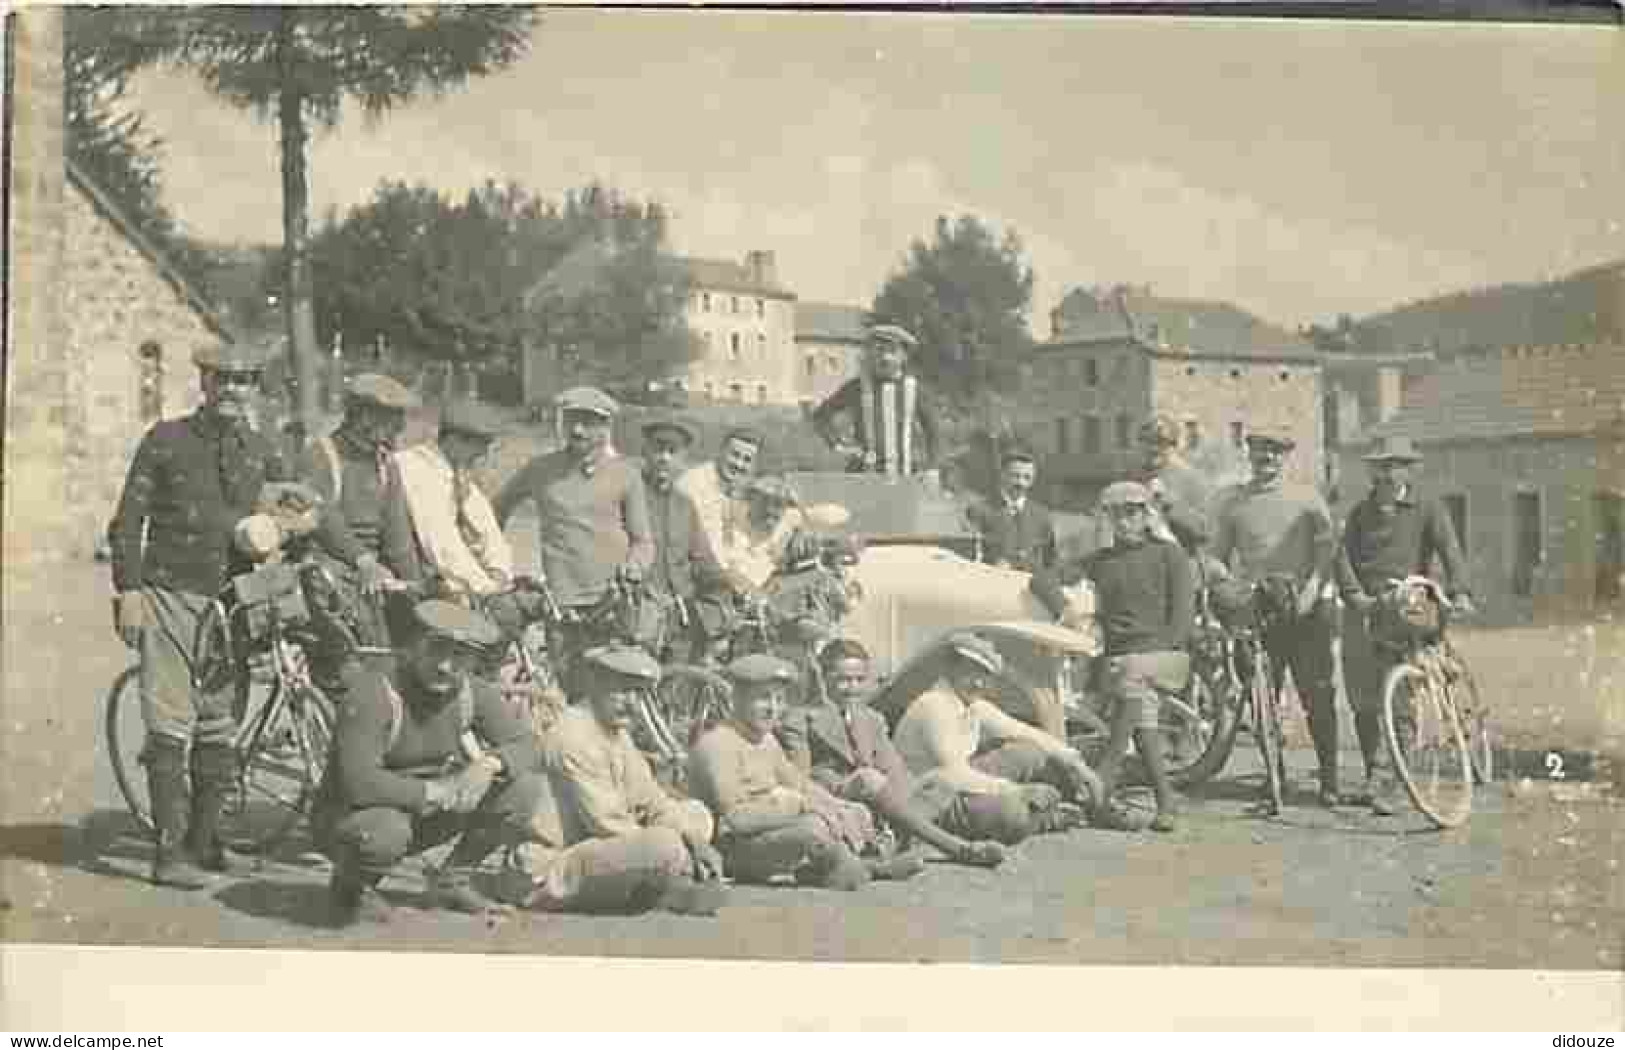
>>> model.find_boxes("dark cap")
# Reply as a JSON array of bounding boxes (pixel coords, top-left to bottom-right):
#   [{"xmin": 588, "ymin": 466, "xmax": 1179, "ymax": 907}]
[
  {"xmin": 412, "ymin": 600, "xmax": 505, "ymax": 650},
  {"xmin": 439, "ymin": 398, "xmax": 507, "ymax": 441},
  {"xmin": 723, "ymin": 425, "xmax": 765, "ymax": 449},
  {"xmin": 724, "ymin": 653, "xmax": 799, "ymax": 687},
  {"xmin": 1099, "ymin": 480, "xmax": 1152, "ymax": 508},
  {"xmin": 641, "ymin": 414, "xmax": 698, "ymax": 447},
  {"xmin": 557, "ymin": 386, "xmax": 618, "ymax": 418},
  {"xmin": 746, "ymin": 476, "xmax": 799, "ymax": 506},
  {"xmin": 1245, "ymin": 430, "xmax": 1296, "ymax": 453},
  {"xmin": 193, "ymin": 340, "xmax": 273, "ymax": 372},
  {"xmin": 1000, "ymin": 444, "xmax": 1038, "ymax": 467},
  {"xmin": 581, "ymin": 644, "xmax": 662, "ymax": 684},
  {"xmin": 865, "ymin": 323, "xmax": 919, "ymax": 350},
  {"xmin": 944, "ymin": 631, "xmax": 1003, "ymax": 675},
  {"xmin": 346, "ymin": 373, "xmax": 419, "ymax": 411}
]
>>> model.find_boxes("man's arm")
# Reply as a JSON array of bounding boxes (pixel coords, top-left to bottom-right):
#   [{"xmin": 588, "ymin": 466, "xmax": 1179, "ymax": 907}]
[
  {"xmin": 490, "ymin": 460, "xmax": 533, "ymax": 530},
  {"xmin": 915, "ymin": 390, "xmax": 941, "ymax": 468},
  {"xmin": 776, "ymin": 709, "xmax": 815, "ymax": 777},
  {"xmin": 108, "ymin": 428, "xmax": 161, "ymax": 593},
  {"xmin": 687, "ymin": 734, "xmax": 806, "ymax": 836},
  {"xmin": 543, "ymin": 730, "xmax": 642, "ymax": 839},
  {"xmin": 379, "ymin": 465, "xmax": 425, "ymax": 583},
  {"xmin": 909, "ymin": 693, "xmax": 1018, "ymax": 795},
  {"xmin": 621, "ymin": 467, "xmax": 656, "ymax": 571},
  {"xmin": 1165, "ymin": 541, "xmax": 1196, "ymax": 646},
  {"xmin": 334, "ymin": 672, "xmax": 431, "ymax": 813},
  {"xmin": 470, "ymin": 679, "xmax": 539, "ymax": 778},
  {"xmin": 464, "ymin": 483, "xmax": 514, "ymax": 584},
  {"xmin": 810, "ymin": 379, "xmax": 858, "ymax": 450},
  {"xmin": 1036, "ymin": 505, "xmax": 1060, "ymax": 571},
  {"xmin": 1210, "ymin": 488, "xmax": 1238, "ymax": 570},
  {"xmin": 1335, "ymin": 508, "xmax": 1367, "ymax": 605},
  {"xmin": 395, "ymin": 451, "xmax": 504, "ymax": 595},
  {"xmin": 296, "ymin": 443, "xmax": 369, "ymax": 567},
  {"xmin": 1426, "ymin": 499, "xmax": 1472, "ymax": 598},
  {"xmin": 1029, "ymin": 553, "xmax": 1089, "ymax": 621}
]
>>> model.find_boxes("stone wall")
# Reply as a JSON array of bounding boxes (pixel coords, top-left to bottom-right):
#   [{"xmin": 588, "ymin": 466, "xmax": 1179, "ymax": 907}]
[
  {"xmin": 1151, "ymin": 355, "xmax": 1323, "ymax": 492},
  {"xmin": 63, "ymin": 176, "xmax": 220, "ymax": 558},
  {"xmin": 794, "ymin": 335, "xmax": 860, "ymax": 407},
  {"xmin": 683, "ymin": 293, "xmax": 800, "ymax": 405},
  {"xmin": 1014, "ymin": 340, "xmax": 1153, "ymax": 505}
]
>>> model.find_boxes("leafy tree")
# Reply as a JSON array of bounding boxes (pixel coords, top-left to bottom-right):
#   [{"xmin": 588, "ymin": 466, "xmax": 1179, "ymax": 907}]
[
  {"xmin": 73, "ymin": 6, "xmax": 540, "ymax": 440},
  {"xmin": 870, "ymin": 215, "xmax": 1037, "ymax": 407}
]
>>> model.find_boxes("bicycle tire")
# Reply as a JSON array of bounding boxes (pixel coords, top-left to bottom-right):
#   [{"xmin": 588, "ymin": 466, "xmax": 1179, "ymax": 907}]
[
  {"xmin": 1251, "ymin": 647, "xmax": 1285, "ymax": 814},
  {"xmin": 105, "ymin": 666, "xmax": 153, "ymax": 835},
  {"xmin": 1443, "ymin": 644, "xmax": 1494, "ymax": 785},
  {"xmin": 1383, "ymin": 662, "xmax": 1473, "ymax": 829},
  {"xmin": 1165, "ymin": 659, "xmax": 1242, "ymax": 789},
  {"xmin": 224, "ymin": 680, "xmax": 335, "ymax": 853}
]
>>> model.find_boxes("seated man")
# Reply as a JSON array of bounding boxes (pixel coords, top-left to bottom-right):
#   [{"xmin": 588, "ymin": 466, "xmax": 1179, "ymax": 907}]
[
  {"xmin": 779, "ymin": 639, "xmax": 1007, "ymax": 868},
  {"xmin": 892, "ymin": 633, "xmax": 1102, "ymax": 845},
  {"xmin": 687, "ymin": 654, "xmax": 924, "ymax": 890},
  {"xmin": 510, "ymin": 645, "xmax": 725, "ymax": 916},
  {"xmin": 312, "ymin": 600, "xmax": 547, "ymax": 926},
  {"xmin": 1033, "ymin": 481, "xmax": 1194, "ymax": 832}
]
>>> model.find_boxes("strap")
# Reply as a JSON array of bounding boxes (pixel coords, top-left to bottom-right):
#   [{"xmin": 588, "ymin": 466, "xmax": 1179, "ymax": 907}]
[{"xmin": 317, "ymin": 434, "xmax": 343, "ymax": 503}]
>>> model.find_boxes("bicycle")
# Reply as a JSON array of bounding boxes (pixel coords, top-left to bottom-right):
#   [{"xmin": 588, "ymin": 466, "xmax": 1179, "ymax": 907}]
[
  {"xmin": 1373, "ymin": 575, "xmax": 1488, "ymax": 829},
  {"xmin": 105, "ymin": 555, "xmax": 342, "ymax": 854},
  {"xmin": 1205, "ymin": 574, "xmax": 1298, "ymax": 815}
]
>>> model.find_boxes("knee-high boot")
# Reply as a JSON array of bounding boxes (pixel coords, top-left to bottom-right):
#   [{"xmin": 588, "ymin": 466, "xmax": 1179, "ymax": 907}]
[
  {"xmin": 143, "ymin": 736, "xmax": 210, "ymax": 890},
  {"xmin": 186, "ymin": 742, "xmax": 240, "ymax": 873}
]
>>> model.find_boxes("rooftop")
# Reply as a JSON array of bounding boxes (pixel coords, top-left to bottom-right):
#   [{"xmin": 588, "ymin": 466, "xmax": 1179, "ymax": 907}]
[
  {"xmin": 795, "ymin": 301, "xmax": 868, "ymax": 343},
  {"xmin": 1047, "ymin": 286, "xmax": 1319, "ymax": 363},
  {"xmin": 677, "ymin": 253, "xmax": 795, "ymax": 300}
]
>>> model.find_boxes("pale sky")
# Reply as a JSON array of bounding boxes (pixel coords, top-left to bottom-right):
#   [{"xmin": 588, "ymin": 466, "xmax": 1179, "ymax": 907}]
[{"xmin": 127, "ymin": 11, "xmax": 1625, "ymax": 331}]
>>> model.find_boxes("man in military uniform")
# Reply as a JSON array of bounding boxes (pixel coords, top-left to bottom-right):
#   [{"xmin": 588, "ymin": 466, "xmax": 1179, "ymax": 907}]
[
  {"xmin": 811, "ymin": 323, "xmax": 942, "ymax": 476},
  {"xmin": 312, "ymin": 600, "xmax": 547, "ymax": 926},
  {"xmin": 107, "ymin": 341, "xmax": 289, "ymax": 888},
  {"xmin": 297, "ymin": 373, "xmax": 423, "ymax": 661}
]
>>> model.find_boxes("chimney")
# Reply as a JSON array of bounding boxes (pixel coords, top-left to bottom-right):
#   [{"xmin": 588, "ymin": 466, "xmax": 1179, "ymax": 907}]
[{"xmin": 744, "ymin": 250, "xmax": 777, "ymax": 288}]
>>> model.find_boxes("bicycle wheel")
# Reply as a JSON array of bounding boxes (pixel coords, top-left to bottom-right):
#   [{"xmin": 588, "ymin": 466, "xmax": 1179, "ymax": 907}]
[
  {"xmin": 1251, "ymin": 648, "xmax": 1285, "ymax": 814},
  {"xmin": 1443, "ymin": 644, "xmax": 1494, "ymax": 784},
  {"xmin": 104, "ymin": 666, "xmax": 153, "ymax": 834},
  {"xmin": 1164, "ymin": 659, "xmax": 1242, "ymax": 789},
  {"xmin": 1383, "ymin": 662, "xmax": 1473, "ymax": 829},
  {"xmin": 223, "ymin": 679, "xmax": 335, "ymax": 853}
]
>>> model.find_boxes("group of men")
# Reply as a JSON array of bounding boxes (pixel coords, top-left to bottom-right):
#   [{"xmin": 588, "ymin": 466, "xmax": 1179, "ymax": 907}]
[{"xmin": 978, "ymin": 412, "xmax": 1474, "ymax": 827}]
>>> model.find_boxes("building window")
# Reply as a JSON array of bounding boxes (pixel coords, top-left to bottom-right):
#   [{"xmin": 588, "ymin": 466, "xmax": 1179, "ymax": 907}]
[
  {"xmin": 805, "ymin": 355, "xmax": 817, "ymax": 378},
  {"xmin": 138, "ymin": 341, "xmax": 164, "ymax": 422},
  {"xmin": 828, "ymin": 355, "xmax": 842, "ymax": 375},
  {"xmin": 1082, "ymin": 415, "xmax": 1102, "ymax": 455},
  {"xmin": 702, "ymin": 292, "xmax": 712, "ymax": 313},
  {"xmin": 1054, "ymin": 418, "xmax": 1070, "ymax": 454},
  {"xmin": 732, "ymin": 296, "xmax": 740, "ymax": 314},
  {"xmin": 729, "ymin": 382, "xmax": 744, "ymax": 402},
  {"xmin": 756, "ymin": 384, "xmax": 768, "ymax": 404},
  {"xmin": 1184, "ymin": 420, "xmax": 1201, "ymax": 450},
  {"xmin": 1230, "ymin": 421, "xmax": 1245, "ymax": 447},
  {"xmin": 756, "ymin": 298, "xmax": 765, "ymax": 319},
  {"xmin": 1512, "ymin": 489, "xmax": 1543, "ymax": 597},
  {"xmin": 703, "ymin": 331, "xmax": 714, "ymax": 353},
  {"xmin": 1085, "ymin": 358, "xmax": 1100, "ymax": 387},
  {"xmin": 729, "ymin": 333, "xmax": 741, "ymax": 361},
  {"xmin": 1114, "ymin": 413, "xmax": 1131, "ymax": 450},
  {"xmin": 704, "ymin": 381, "xmax": 715, "ymax": 398},
  {"xmin": 1443, "ymin": 494, "xmax": 1469, "ymax": 554},
  {"xmin": 1596, "ymin": 492, "xmax": 1624, "ymax": 603},
  {"xmin": 757, "ymin": 333, "xmax": 767, "ymax": 358}
]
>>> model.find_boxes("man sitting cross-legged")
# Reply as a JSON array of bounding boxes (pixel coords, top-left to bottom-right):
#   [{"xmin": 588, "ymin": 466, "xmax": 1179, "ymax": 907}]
[
  {"xmin": 778, "ymin": 639, "xmax": 1008, "ymax": 869},
  {"xmin": 312, "ymin": 600, "xmax": 548, "ymax": 926},
  {"xmin": 687, "ymin": 654, "xmax": 926, "ymax": 891},
  {"xmin": 892, "ymin": 632, "xmax": 1103, "ymax": 845},
  {"xmin": 508, "ymin": 645, "xmax": 727, "ymax": 916}
]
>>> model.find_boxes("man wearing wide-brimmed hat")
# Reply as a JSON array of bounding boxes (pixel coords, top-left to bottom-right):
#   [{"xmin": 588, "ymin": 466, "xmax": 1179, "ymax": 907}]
[
  {"xmin": 810, "ymin": 322, "xmax": 942, "ymax": 476},
  {"xmin": 1212, "ymin": 426, "xmax": 1342, "ymax": 811},
  {"xmin": 107, "ymin": 338, "xmax": 293, "ymax": 889},
  {"xmin": 1336, "ymin": 434, "xmax": 1474, "ymax": 815}
]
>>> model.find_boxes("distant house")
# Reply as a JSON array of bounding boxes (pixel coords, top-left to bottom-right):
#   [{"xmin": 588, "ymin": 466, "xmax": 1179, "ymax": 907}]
[
  {"xmin": 793, "ymin": 301, "xmax": 867, "ymax": 410},
  {"xmin": 1337, "ymin": 261, "xmax": 1625, "ymax": 622},
  {"xmin": 1020, "ymin": 285, "xmax": 1324, "ymax": 508}
]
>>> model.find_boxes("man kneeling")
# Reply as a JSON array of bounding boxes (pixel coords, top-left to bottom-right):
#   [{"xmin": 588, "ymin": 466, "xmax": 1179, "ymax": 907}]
[
  {"xmin": 313, "ymin": 600, "xmax": 546, "ymax": 926},
  {"xmin": 688, "ymin": 654, "xmax": 924, "ymax": 890},
  {"xmin": 893, "ymin": 632, "xmax": 1102, "ymax": 845},
  {"xmin": 514, "ymin": 645, "xmax": 726, "ymax": 916}
]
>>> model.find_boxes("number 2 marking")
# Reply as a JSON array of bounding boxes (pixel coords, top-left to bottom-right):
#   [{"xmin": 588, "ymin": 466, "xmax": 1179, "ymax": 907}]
[{"xmin": 1546, "ymin": 752, "xmax": 1566, "ymax": 780}]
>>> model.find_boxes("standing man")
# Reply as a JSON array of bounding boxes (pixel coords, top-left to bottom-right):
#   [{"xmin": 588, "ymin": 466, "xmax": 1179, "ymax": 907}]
[
  {"xmin": 514, "ymin": 645, "xmax": 726, "ymax": 915},
  {"xmin": 678, "ymin": 424, "xmax": 764, "ymax": 566},
  {"xmin": 313, "ymin": 600, "xmax": 547, "ymax": 925},
  {"xmin": 637, "ymin": 415, "xmax": 720, "ymax": 662},
  {"xmin": 1211, "ymin": 429, "xmax": 1341, "ymax": 810},
  {"xmin": 394, "ymin": 397, "xmax": 515, "ymax": 601},
  {"xmin": 493, "ymin": 386, "xmax": 653, "ymax": 614},
  {"xmin": 811, "ymin": 323, "xmax": 942, "ymax": 476},
  {"xmin": 108, "ymin": 341, "xmax": 288, "ymax": 888},
  {"xmin": 966, "ymin": 445, "xmax": 1058, "ymax": 573},
  {"xmin": 297, "ymin": 373, "xmax": 422, "ymax": 652},
  {"xmin": 1134, "ymin": 416, "xmax": 1214, "ymax": 555},
  {"xmin": 1337, "ymin": 435, "xmax": 1474, "ymax": 815}
]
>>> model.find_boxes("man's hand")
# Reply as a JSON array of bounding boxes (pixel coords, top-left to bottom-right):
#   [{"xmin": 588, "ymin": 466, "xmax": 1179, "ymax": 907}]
[
  {"xmin": 1345, "ymin": 591, "xmax": 1377, "ymax": 617},
  {"xmin": 1295, "ymin": 575, "xmax": 1324, "ymax": 617},
  {"xmin": 1450, "ymin": 592, "xmax": 1477, "ymax": 618},
  {"xmin": 1017, "ymin": 783, "xmax": 1062, "ymax": 812},
  {"xmin": 615, "ymin": 561, "xmax": 644, "ymax": 587},
  {"xmin": 112, "ymin": 592, "xmax": 147, "ymax": 650},
  {"xmin": 440, "ymin": 760, "xmax": 498, "ymax": 814},
  {"xmin": 681, "ymin": 829, "xmax": 725, "ymax": 882},
  {"xmin": 356, "ymin": 554, "xmax": 396, "ymax": 598}
]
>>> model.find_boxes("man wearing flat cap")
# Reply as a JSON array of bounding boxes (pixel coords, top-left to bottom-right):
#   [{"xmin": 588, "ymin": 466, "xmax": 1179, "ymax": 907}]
[
  {"xmin": 494, "ymin": 386, "xmax": 654, "ymax": 652},
  {"xmin": 1033, "ymin": 481, "xmax": 1195, "ymax": 832},
  {"xmin": 688, "ymin": 654, "xmax": 925, "ymax": 889},
  {"xmin": 296, "ymin": 373, "xmax": 423, "ymax": 655},
  {"xmin": 394, "ymin": 397, "xmax": 516, "ymax": 601},
  {"xmin": 636, "ymin": 415, "xmax": 722, "ymax": 662},
  {"xmin": 1336, "ymin": 434, "xmax": 1473, "ymax": 815},
  {"xmin": 312, "ymin": 600, "xmax": 548, "ymax": 925},
  {"xmin": 108, "ymin": 338, "xmax": 296, "ymax": 889},
  {"xmin": 811, "ymin": 322, "xmax": 942, "ymax": 477},
  {"xmin": 892, "ymin": 633, "xmax": 1102, "ymax": 844},
  {"xmin": 508, "ymin": 645, "xmax": 725, "ymax": 915},
  {"xmin": 1212, "ymin": 427, "xmax": 1342, "ymax": 811}
]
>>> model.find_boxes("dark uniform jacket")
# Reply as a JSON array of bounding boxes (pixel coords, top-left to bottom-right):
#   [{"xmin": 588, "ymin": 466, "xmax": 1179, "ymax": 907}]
[
  {"xmin": 966, "ymin": 495, "xmax": 1058, "ymax": 572},
  {"xmin": 1336, "ymin": 488, "xmax": 1471, "ymax": 600},
  {"xmin": 810, "ymin": 375, "xmax": 942, "ymax": 471},
  {"xmin": 778, "ymin": 701, "xmax": 911, "ymax": 794},
  {"xmin": 642, "ymin": 476, "xmax": 722, "ymax": 603},
  {"xmin": 296, "ymin": 425, "xmax": 421, "ymax": 580},
  {"xmin": 1032, "ymin": 539, "xmax": 1195, "ymax": 655},
  {"xmin": 108, "ymin": 409, "xmax": 289, "ymax": 596}
]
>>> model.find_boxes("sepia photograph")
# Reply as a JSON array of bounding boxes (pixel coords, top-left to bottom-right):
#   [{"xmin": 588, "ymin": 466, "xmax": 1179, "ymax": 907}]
[{"xmin": 3, "ymin": 2, "xmax": 1622, "ymax": 1024}]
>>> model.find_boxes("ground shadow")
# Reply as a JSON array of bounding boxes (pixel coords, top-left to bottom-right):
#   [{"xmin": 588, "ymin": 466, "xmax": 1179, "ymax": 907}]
[{"xmin": 213, "ymin": 877, "xmax": 341, "ymax": 930}]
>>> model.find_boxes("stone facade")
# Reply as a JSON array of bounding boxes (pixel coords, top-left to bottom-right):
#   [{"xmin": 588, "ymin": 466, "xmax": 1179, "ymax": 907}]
[
  {"xmin": 675, "ymin": 251, "xmax": 800, "ymax": 406},
  {"xmin": 793, "ymin": 301, "xmax": 866, "ymax": 409},
  {"xmin": 1151, "ymin": 353, "xmax": 1322, "ymax": 491}
]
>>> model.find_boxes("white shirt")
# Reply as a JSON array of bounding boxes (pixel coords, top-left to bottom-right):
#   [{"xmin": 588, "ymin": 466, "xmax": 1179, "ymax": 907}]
[
  {"xmin": 678, "ymin": 461, "xmax": 806, "ymax": 589},
  {"xmin": 394, "ymin": 442, "xmax": 514, "ymax": 596}
]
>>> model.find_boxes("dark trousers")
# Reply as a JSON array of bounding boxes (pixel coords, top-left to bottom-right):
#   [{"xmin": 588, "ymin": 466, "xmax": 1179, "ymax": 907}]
[
  {"xmin": 1340, "ymin": 610, "xmax": 1413, "ymax": 783},
  {"xmin": 316, "ymin": 773, "xmax": 547, "ymax": 882},
  {"xmin": 1261, "ymin": 602, "xmax": 1341, "ymax": 790}
]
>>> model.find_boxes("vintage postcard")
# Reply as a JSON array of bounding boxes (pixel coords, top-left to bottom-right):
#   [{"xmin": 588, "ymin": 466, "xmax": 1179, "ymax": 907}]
[{"xmin": 3, "ymin": 3, "xmax": 1622, "ymax": 1030}]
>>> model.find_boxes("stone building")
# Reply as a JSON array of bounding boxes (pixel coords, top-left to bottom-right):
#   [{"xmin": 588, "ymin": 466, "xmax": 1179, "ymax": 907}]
[
  {"xmin": 792, "ymin": 301, "xmax": 867, "ymax": 409},
  {"xmin": 673, "ymin": 251, "xmax": 799, "ymax": 405},
  {"xmin": 1336, "ymin": 261, "xmax": 1625, "ymax": 623},
  {"xmin": 1019, "ymin": 285, "xmax": 1324, "ymax": 508}
]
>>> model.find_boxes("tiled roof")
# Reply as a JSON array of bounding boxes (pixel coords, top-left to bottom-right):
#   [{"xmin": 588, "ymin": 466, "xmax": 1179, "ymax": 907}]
[
  {"xmin": 1050, "ymin": 287, "xmax": 1317, "ymax": 362},
  {"xmin": 1349, "ymin": 260, "xmax": 1625, "ymax": 356},
  {"xmin": 677, "ymin": 255, "xmax": 795, "ymax": 300},
  {"xmin": 1365, "ymin": 342, "xmax": 1625, "ymax": 445},
  {"xmin": 795, "ymin": 301, "xmax": 868, "ymax": 343}
]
